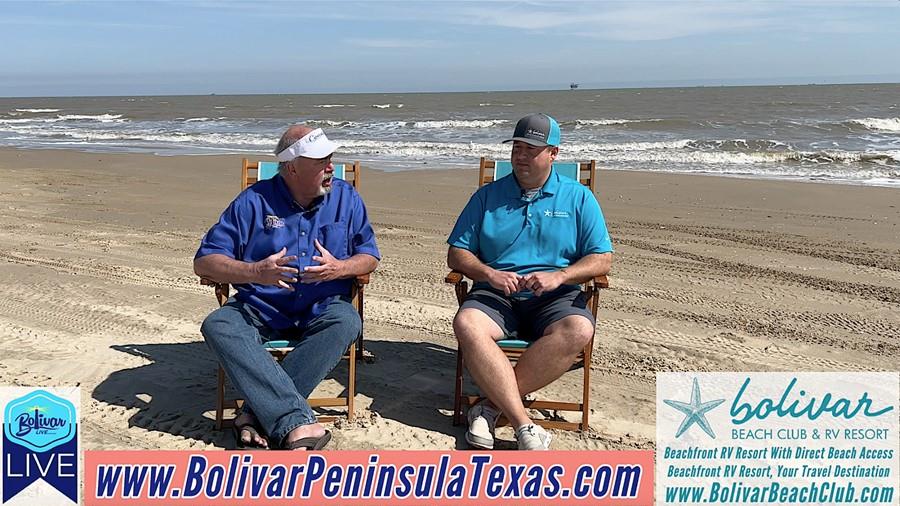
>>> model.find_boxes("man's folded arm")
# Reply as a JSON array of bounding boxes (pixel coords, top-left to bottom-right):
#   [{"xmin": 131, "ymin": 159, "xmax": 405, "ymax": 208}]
[
  {"xmin": 447, "ymin": 246, "xmax": 494, "ymax": 282},
  {"xmin": 197, "ymin": 251, "xmax": 377, "ymax": 286},
  {"xmin": 194, "ymin": 253, "xmax": 262, "ymax": 284},
  {"xmin": 341, "ymin": 253, "xmax": 379, "ymax": 278},
  {"xmin": 558, "ymin": 252, "xmax": 612, "ymax": 285}
]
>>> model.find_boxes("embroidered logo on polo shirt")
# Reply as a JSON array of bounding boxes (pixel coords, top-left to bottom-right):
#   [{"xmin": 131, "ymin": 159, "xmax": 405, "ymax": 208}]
[
  {"xmin": 543, "ymin": 210, "xmax": 570, "ymax": 218},
  {"xmin": 264, "ymin": 215, "xmax": 285, "ymax": 230}
]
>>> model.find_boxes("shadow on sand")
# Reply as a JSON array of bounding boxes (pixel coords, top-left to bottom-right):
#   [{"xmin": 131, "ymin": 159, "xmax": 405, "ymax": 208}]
[{"xmin": 92, "ymin": 338, "xmax": 473, "ymax": 449}]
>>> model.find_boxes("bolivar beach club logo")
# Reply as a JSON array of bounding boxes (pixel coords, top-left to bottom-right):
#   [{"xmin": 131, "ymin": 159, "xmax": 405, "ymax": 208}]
[
  {"xmin": 1, "ymin": 388, "xmax": 79, "ymax": 505},
  {"xmin": 657, "ymin": 373, "xmax": 899, "ymax": 505}
]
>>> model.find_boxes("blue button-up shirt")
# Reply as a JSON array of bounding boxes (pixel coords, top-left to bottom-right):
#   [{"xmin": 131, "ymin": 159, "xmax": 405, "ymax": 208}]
[
  {"xmin": 448, "ymin": 169, "xmax": 612, "ymax": 286},
  {"xmin": 196, "ymin": 175, "xmax": 380, "ymax": 330}
]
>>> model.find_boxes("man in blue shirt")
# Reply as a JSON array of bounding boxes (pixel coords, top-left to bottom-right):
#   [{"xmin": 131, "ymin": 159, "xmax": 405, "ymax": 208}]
[
  {"xmin": 195, "ymin": 124, "xmax": 379, "ymax": 450},
  {"xmin": 447, "ymin": 114, "xmax": 613, "ymax": 450}
]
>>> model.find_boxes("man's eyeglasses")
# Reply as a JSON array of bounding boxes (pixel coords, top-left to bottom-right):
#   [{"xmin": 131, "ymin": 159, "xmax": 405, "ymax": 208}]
[{"xmin": 295, "ymin": 155, "xmax": 333, "ymax": 166}]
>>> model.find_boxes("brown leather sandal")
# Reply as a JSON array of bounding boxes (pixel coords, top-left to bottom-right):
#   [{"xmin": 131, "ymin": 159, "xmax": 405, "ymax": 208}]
[
  {"xmin": 232, "ymin": 417, "xmax": 269, "ymax": 449},
  {"xmin": 283, "ymin": 430, "xmax": 332, "ymax": 450}
]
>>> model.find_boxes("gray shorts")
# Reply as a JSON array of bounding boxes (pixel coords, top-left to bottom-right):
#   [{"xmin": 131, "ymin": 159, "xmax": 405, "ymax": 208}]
[{"xmin": 460, "ymin": 285, "xmax": 595, "ymax": 341}]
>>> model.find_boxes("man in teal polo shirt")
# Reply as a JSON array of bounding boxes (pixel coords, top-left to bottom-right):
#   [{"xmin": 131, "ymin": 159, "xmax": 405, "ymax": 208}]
[{"xmin": 447, "ymin": 113, "xmax": 613, "ymax": 450}]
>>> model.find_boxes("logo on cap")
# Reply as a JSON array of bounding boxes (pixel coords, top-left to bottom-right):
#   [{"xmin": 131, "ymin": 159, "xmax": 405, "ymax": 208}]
[
  {"xmin": 305, "ymin": 130, "xmax": 324, "ymax": 144},
  {"xmin": 525, "ymin": 128, "xmax": 546, "ymax": 140}
]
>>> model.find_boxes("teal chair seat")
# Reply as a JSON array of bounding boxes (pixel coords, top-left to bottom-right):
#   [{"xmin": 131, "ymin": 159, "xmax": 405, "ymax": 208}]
[
  {"xmin": 262, "ymin": 340, "xmax": 295, "ymax": 349},
  {"xmin": 496, "ymin": 339, "xmax": 530, "ymax": 349}
]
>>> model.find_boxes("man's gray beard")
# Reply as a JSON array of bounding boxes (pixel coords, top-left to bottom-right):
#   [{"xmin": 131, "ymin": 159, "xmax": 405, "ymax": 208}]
[{"xmin": 317, "ymin": 181, "xmax": 333, "ymax": 197}]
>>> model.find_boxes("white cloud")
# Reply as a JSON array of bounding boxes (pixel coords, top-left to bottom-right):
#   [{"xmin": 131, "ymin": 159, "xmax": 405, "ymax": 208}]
[
  {"xmin": 155, "ymin": 1, "xmax": 891, "ymax": 41},
  {"xmin": 452, "ymin": 2, "xmax": 772, "ymax": 40}
]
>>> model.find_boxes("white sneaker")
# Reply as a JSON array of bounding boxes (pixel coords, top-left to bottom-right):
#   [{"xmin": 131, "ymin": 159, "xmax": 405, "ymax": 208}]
[
  {"xmin": 466, "ymin": 401, "xmax": 500, "ymax": 449},
  {"xmin": 515, "ymin": 423, "xmax": 552, "ymax": 450}
]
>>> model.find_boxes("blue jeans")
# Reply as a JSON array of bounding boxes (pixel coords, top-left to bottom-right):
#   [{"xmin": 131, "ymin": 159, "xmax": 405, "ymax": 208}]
[{"xmin": 201, "ymin": 296, "xmax": 360, "ymax": 446}]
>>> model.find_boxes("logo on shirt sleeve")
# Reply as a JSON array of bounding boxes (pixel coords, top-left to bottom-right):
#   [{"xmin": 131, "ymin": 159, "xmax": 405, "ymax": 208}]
[{"xmin": 264, "ymin": 215, "xmax": 285, "ymax": 230}]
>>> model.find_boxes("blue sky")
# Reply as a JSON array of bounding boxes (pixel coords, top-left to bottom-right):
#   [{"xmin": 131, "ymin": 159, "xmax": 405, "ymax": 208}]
[{"xmin": 1, "ymin": 0, "xmax": 898, "ymax": 97}]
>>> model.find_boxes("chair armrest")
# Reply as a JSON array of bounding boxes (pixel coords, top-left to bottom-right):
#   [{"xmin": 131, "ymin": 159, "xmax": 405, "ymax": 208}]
[
  {"xmin": 593, "ymin": 274, "xmax": 609, "ymax": 289},
  {"xmin": 445, "ymin": 271, "xmax": 464, "ymax": 284},
  {"xmin": 446, "ymin": 271, "xmax": 469, "ymax": 305},
  {"xmin": 200, "ymin": 276, "xmax": 231, "ymax": 307}
]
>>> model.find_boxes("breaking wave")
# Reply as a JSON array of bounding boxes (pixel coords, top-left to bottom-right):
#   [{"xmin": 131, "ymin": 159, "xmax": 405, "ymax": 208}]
[
  {"xmin": 0, "ymin": 113, "xmax": 125, "ymax": 125},
  {"xmin": 849, "ymin": 117, "xmax": 900, "ymax": 133}
]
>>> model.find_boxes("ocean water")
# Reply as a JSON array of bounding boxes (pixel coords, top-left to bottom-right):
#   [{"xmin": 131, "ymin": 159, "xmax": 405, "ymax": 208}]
[{"xmin": 1, "ymin": 84, "xmax": 898, "ymax": 187}]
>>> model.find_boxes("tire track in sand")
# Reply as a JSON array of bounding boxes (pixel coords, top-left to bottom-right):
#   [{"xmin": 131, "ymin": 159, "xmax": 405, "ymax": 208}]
[
  {"xmin": 602, "ymin": 319, "xmax": 884, "ymax": 372},
  {"xmin": 0, "ymin": 249, "xmax": 205, "ymax": 294},
  {"xmin": 616, "ymin": 238, "xmax": 900, "ymax": 304}
]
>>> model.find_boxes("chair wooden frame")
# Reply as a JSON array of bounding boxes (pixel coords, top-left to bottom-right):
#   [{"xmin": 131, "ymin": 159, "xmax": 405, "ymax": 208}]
[
  {"xmin": 241, "ymin": 158, "xmax": 361, "ymax": 192},
  {"xmin": 201, "ymin": 158, "xmax": 369, "ymax": 429},
  {"xmin": 446, "ymin": 157, "xmax": 608, "ymax": 432}
]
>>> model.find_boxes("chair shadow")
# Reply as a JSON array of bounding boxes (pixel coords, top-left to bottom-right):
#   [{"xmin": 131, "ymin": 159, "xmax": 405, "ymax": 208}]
[
  {"xmin": 92, "ymin": 342, "xmax": 233, "ymax": 448},
  {"xmin": 91, "ymin": 339, "xmax": 470, "ymax": 449},
  {"xmin": 352, "ymin": 339, "xmax": 476, "ymax": 449}
]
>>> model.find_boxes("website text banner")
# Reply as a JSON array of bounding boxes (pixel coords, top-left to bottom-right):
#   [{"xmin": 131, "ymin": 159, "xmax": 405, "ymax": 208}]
[
  {"xmin": 656, "ymin": 372, "xmax": 899, "ymax": 505},
  {"xmin": 84, "ymin": 450, "xmax": 653, "ymax": 505}
]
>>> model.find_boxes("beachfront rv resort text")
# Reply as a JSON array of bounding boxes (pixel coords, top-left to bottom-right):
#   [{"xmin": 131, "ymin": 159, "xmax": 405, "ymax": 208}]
[{"xmin": 657, "ymin": 372, "xmax": 898, "ymax": 505}]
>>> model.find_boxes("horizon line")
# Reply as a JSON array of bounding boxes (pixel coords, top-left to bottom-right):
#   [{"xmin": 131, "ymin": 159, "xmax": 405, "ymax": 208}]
[{"xmin": 2, "ymin": 79, "xmax": 898, "ymax": 100}]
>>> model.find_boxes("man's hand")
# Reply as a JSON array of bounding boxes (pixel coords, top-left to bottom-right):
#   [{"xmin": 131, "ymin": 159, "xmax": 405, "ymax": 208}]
[
  {"xmin": 487, "ymin": 269, "xmax": 523, "ymax": 296},
  {"xmin": 521, "ymin": 270, "xmax": 565, "ymax": 297},
  {"xmin": 301, "ymin": 239, "xmax": 346, "ymax": 283},
  {"xmin": 252, "ymin": 247, "xmax": 299, "ymax": 290}
]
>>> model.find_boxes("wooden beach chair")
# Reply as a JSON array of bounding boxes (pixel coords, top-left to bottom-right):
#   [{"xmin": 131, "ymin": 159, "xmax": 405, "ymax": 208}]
[
  {"xmin": 201, "ymin": 158, "xmax": 369, "ymax": 429},
  {"xmin": 445, "ymin": 157, "xmax": 608, "ymax": 432}
]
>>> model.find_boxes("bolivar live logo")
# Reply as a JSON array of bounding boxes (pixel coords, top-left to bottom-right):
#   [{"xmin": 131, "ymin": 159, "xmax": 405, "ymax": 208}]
[{"xmin": 2, "ymin": 388, "xmax": 79, "ymax": 505}]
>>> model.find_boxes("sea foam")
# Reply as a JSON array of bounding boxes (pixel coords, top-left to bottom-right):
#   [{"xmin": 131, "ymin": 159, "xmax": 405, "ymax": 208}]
[{"xmin": 851, "ymin": 117, "xmax": 900, "ymax": 133}]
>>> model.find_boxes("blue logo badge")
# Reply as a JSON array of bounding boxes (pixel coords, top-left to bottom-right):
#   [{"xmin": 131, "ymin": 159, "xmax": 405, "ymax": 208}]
[
  {"xmin": 2, "ymin": 388, "xmax": 79, "ymax": 504},
  {"xmin": 4, "ymin": 390, "xmax": 76, "ymax": 452}
]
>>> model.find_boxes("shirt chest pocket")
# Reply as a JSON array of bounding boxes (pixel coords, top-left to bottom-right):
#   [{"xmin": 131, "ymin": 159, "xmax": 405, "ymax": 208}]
[{"xmin": 317, "ymin": 221, "xmax": 349, "ymax": 259}]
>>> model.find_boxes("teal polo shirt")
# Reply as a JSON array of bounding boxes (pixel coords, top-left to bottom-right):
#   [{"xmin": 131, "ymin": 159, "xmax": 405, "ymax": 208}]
[{"xmin": 448, "ymin": 168, "xmax": 612, "ymax": 282}]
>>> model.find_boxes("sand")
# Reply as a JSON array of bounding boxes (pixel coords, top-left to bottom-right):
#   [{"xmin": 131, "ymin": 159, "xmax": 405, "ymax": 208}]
[{"xmin": 0, "ymin": 147, "xmax": 897, "ymax": 451}]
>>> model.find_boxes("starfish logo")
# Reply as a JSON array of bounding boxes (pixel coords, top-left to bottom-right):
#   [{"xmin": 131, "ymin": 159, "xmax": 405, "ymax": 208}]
[{"xmin": 664, "ymin": 377, "xmax": 725, "ymax": 438}]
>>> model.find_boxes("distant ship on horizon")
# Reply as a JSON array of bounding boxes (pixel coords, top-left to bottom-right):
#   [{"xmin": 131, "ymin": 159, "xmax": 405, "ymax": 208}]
[{"xmin": 570, "ymin": 82, "xmax": 579, "ymax": 90}]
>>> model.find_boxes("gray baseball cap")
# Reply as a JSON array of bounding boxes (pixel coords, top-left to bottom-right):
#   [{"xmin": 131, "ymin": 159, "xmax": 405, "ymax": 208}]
[{"xmin": 503, "ymin": 113, "xmax": 561, "ymax": 147}]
